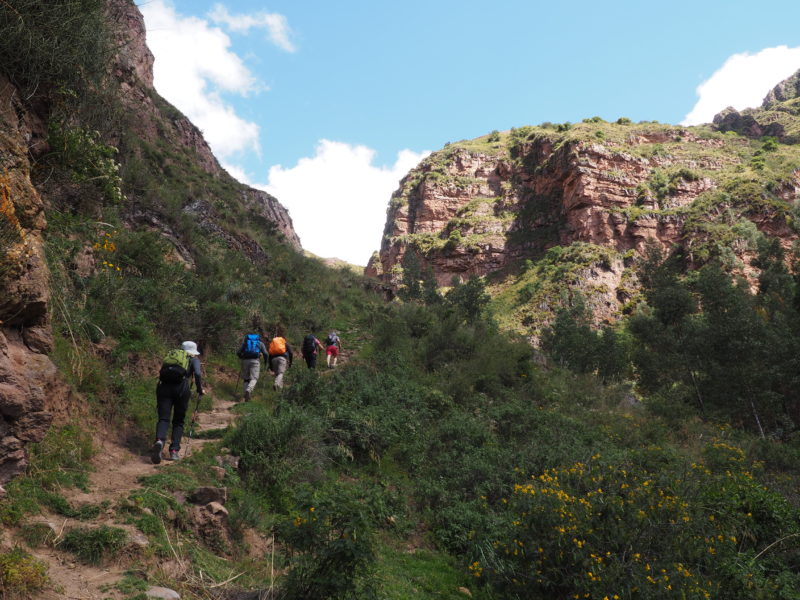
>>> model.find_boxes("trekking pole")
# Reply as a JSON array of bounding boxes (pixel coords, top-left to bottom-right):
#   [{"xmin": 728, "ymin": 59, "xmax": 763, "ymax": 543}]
[
  {"xmin": 234, "ymin": 370, "xmax": 241, "ymax": 402},
  {"xmin": 183, "ymin": 391, "xmax": 203, "ymax": 459}
]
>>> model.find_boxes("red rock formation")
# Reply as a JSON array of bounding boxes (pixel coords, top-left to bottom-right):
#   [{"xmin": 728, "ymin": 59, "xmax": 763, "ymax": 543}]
[
  {"xmin": 368, "ymin": 123, "xmax": 800, "ymax": 327},
  {"xmin": 0, "ymin": 76, "xmax": 54, "ymax": 485}
]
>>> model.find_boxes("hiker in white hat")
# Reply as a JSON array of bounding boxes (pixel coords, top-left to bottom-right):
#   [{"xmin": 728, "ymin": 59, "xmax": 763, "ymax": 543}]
[{"xmin": 149, "ymin": 340, "xmax": 206, "ymax": 463}]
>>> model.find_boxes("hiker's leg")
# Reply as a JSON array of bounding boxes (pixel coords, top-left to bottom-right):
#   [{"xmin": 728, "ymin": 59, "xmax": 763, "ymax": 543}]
[
  {"xmin": 273, "ymin": 357, "xmax": 287, "ymax": 389},
  {"xmin": 155, "ymin": 384, "xmax": 174, "ymax": 443},
  {"xmin": 326, "ymin": 346, "xmax": 333, "ymax": 367},
  {"xmin": 169, "ymin": 385, "xmax": 191, "ymax": 452},
  {"xmin": 242, "ymin": 358, "xmax": 261, "ymax": 395},
  {"xmin": 331, "ymin": 345, "xmax": 339, "ymax": 367},
  {"xmin": 247, "ymin": 360, "xmax": 261, "ymax": 391}
]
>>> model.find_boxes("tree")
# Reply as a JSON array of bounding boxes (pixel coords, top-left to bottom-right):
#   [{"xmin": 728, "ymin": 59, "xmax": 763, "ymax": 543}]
[
  {"xmin": 445, "ymin": 275, "xmax": 490, "ymax": 324},
  {"xmin": 541, "ymin": 297, "xmax": 598, "ymax": 374}
]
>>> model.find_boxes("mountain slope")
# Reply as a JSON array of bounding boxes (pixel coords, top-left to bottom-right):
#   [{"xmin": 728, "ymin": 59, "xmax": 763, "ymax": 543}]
[{"xmin": 0, "ymin": 0, "xmax": 300, "ymax": 488}]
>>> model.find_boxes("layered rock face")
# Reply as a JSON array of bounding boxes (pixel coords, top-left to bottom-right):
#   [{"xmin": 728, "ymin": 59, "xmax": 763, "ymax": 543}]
[
  {"xmin": 367, "ymin": 79, "xmax": 800, "ymax": 330},
  {"xmin": 0, "ymin": 76, "xmax": 54, "ymax": 486},
  {"xmin": 367, "ymin": 133, "xmax": 723, "ymax": 286},
  {"xmin": 366, "ymin": 74, "xmax": 800, "ymax": 338}
]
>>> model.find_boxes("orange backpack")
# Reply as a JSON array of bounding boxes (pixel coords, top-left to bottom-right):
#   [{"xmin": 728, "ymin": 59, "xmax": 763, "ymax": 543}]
[{"xmin": 269, "ymin": 337, "xmax": 287, "ymax": 356}]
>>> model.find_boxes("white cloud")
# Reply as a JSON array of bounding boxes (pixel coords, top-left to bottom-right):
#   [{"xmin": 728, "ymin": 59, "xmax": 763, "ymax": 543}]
[
  {"xmin": 682, "ymin": 45, "xmax": 800, "ymax": 125},
  {"xmin": 208, "ymin": 4, "xmax": 296, "ymax": 53},
  {"xmin": 140, "ymin": 0, "xmax": 261, "ymax": 158},
  {"xmin": 221, "ymin": 162, "xmax": 250, "ymax": 183},
  {"xmin": 255, "ymin": 141, "xmax": 429, "ymax": 266}
]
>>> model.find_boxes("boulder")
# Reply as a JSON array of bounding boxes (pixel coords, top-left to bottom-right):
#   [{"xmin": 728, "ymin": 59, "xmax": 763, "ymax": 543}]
[
  {"xmin": 146, "ymin": 587, "xmax": 180, "ymax": 599},
  {"xmin": 188, "ymin": 486, "xmax": 227, "ymax": 505},
  {"xmin": 205, "ymin": 502, "xmax": 228, "ymax": 516}
]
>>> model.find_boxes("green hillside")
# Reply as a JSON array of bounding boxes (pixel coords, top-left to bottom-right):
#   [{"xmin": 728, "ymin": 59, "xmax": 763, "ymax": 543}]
[{"xmin": 2, "ymin": 3, "xmax": 800, "ymax": 600}]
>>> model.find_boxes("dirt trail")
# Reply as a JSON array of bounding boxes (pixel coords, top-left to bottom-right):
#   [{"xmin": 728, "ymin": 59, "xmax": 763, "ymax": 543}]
[{"xmin": 28, "ymin": 394, "xmax": 240, "ymax": 600}]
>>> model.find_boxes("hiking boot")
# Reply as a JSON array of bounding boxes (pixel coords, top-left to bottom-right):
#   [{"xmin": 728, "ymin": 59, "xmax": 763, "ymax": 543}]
[
  {"xmin": 150, "ymin": 440, "xmax": 163, "ymax": 464},
  {"xmin": 168, "ymin": 450, "xmax": 180, "ymax": 461},
  {"xmin": 243, "ymin": 390, "xmax": 250, "ymax": 402}
]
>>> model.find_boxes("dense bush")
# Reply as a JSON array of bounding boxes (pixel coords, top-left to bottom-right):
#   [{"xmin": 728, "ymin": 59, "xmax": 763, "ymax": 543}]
[
  {"xmin": 278, "ymin": 483, "xmax": 379, "ymax": 600},
  {"xmin": 0, "ymin": 548, "xmax": 49, "ymax": 596},
  {"xmin": 542, "ymin": 243, "xmax": 800, "ymax": 437},
  {"xmin": 477, "ymin": 448, "xmax": 800, "ymax": 599}
]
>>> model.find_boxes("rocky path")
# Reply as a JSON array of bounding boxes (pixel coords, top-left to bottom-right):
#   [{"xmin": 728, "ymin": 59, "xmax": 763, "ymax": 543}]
[{"xmin": 27, "ymin": 393, "xmax": 240, "ymax": 600}]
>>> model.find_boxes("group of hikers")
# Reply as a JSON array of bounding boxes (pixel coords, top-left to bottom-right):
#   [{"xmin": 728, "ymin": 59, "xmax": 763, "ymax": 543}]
[{"xmin": 149, "ymin": 328, "xmax": 343, "ymax": 464}]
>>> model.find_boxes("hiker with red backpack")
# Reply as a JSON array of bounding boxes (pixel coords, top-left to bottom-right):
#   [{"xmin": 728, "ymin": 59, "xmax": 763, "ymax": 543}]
[
  {"xmin": 151, "ymin": 341, "xmax": 206, "ymax": 464},
  {"xmin": 236, "ymin": 331, "xmax": 269, "ymax": 401},
  {"xmin": 325, "ymin": 331, "xmax": 342, "ymax": 368},
  {"xmin": 301, "ymin": 330, "xmax": 325, "ymax": 369},
  {"xmin": 268, "ymin": 326, "xmax": 293, "ymax": 389}
]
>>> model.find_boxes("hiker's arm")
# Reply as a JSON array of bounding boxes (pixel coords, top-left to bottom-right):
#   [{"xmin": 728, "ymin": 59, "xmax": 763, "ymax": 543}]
[
  {"xmin": 190, "ymin": 357, "xmax": 205, "ymax": 395},
  {"xmin": 260, "ymin": 341, "xmax": 269, "ymax": 363},
  {"xmin": 316, "ymin": 338, "xmax": 325, "ymax": 350}
]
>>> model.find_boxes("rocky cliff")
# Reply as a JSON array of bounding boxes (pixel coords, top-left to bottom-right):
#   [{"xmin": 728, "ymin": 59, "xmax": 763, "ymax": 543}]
[
  {"xmin": 0, "ymin": 0, "xmax": 301, "ymax": 487},
  {"xmin": 0, "ymin": 76, "xmax": 55, "ymax": 490},
  {"xmin": 367, "ymin": 74, "xmax": 800, "ymax": 334},
  {"xmin": 108, "ymin": 0, "xmax": 300, "ymax": 249}
]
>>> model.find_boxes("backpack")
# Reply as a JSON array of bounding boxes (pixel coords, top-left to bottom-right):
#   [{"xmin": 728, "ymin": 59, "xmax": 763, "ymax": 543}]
[
  {"xmin": 269, "ymin": 337, "xmax": 287, "ymax": 356},
  {"xmin": 302, "ymin": 334, "xmax": 317, "ymax": 355},
  {"xmin": 239, "ymin": 334, "xmax": 261, "ymax": 359},
  {"xmin": 159, "ymin": 349, "xmax": 190, "ymax": 384},
  {"xmin": 325, "ymin": 332, "xmax": 339, "ymax": 346}
]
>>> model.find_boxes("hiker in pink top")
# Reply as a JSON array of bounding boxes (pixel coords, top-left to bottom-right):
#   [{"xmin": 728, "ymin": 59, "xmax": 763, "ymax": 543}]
[{"xmin": 325, "ymin": 331, "xmax": 342, "ymax": 368}]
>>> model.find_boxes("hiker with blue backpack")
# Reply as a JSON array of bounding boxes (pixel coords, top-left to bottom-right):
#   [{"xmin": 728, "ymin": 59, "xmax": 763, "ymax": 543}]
[
  {"xmin": 151, "ymin": 341, "xmax": 206, "ymax": 464},
  {"xmin": 236, "ymin": 331, "xmax": 269, "ymax": 401}
]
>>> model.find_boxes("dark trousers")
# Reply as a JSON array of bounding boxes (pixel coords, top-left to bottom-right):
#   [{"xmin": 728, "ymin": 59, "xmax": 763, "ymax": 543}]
[
  {"xmin": 155, "ymin": 381, "xmax": 191, "ymax": 451},
  {"xmin": 303, "ymin": 352, "xmax": 317, "ymax": 369}
]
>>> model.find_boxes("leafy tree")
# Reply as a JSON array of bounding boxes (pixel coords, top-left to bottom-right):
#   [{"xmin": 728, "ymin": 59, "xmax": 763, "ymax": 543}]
[
  {"xmin": 445, "ymin": 275, "xmax": 490, "ymax": 324},
  {"xmin": 399, "ymin": 251, "xmax": 423, "ymax": 301},
  {"xmin": 541, "ymin": 298, "xmax": 598, "ymax": 374}
]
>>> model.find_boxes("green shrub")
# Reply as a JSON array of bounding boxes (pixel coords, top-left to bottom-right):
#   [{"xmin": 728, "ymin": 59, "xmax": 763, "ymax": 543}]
[
  {"xmin": 278, "ymin": 483, "xmax": 377, "ymax": 600},
  {"xmin": 227, "ymin": 406, "xmax": 324, "ymax": 510},
  {"xmin": 59, "ymin": 526, "xmax": 128, "ymax": 564},
  {"xmin": 18, "ymin": 523, "xmax": 57, "ymax": 549},
  {"xmin": 0, "ymin": 424, "xmax": 95, "ymax": 525},
  {"xmin": 0, "ymin": 548, "xmax": 48, "ymax": 596}
]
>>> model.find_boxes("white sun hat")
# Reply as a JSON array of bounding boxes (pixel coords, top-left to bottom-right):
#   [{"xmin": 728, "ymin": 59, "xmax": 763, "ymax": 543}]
[{"xmin": 181, "ymin": 341, "xmax": 200, "ymax": 356}]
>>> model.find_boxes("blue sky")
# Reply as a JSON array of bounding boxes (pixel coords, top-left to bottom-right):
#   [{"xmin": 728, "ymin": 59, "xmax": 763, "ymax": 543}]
[{"xmin": 138, "ymin": 0, "xmax": 800, "ymax": 265}]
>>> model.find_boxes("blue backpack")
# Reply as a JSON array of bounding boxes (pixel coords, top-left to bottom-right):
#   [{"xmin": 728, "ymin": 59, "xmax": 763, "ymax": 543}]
[{"xmin": 239, "ymin": 334, "xmax": 261, "ymax": 359}]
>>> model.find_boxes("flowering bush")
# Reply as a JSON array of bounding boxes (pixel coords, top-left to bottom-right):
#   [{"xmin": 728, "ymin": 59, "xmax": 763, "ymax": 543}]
[
  {"xmin": 0, "ymin": 548, "xmax": 48, "ymax": 596},
  {"xmin": 93, "ymin": 229, "xmax": 122, "ymax": 273},
  {"xmin": 278, "ymin": 484, "xmax": 376, "ymax": 599},
  {"xmin": 475, "ymin": 447, "xmax": 800, "ymax": 599}
]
